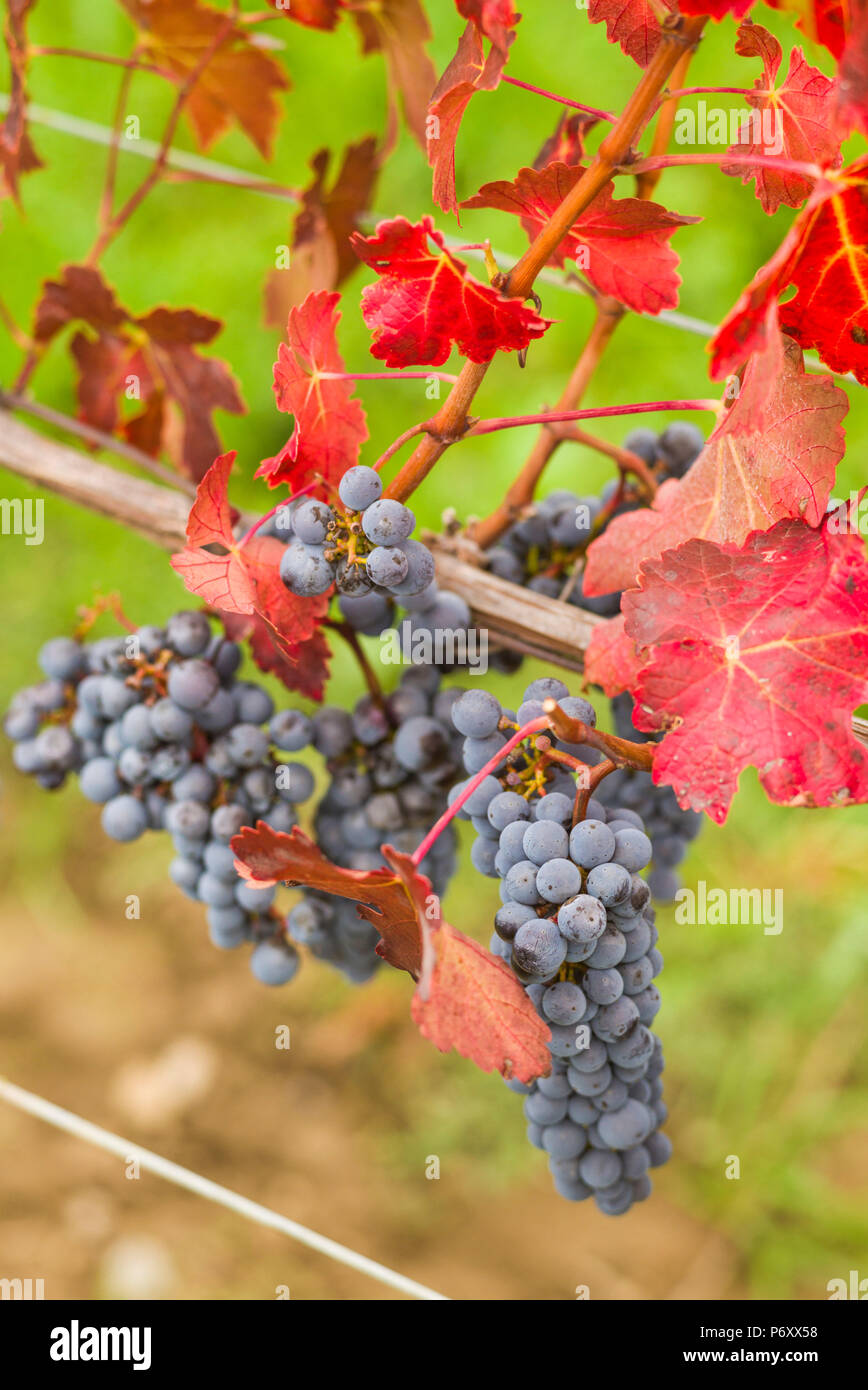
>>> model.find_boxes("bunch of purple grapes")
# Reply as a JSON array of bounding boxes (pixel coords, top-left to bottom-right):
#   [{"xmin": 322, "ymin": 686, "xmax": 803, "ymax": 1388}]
[
  {"xmin": 287, "ymin": 666, "xmax": 467, "ymax": 983},
  {"xmin": 279, "ymin": 465, "xmax": 435, "ymax": 602},
  {"xmin": 448, "ymin": 677, "xmax": 671, "ymax": 1213}
]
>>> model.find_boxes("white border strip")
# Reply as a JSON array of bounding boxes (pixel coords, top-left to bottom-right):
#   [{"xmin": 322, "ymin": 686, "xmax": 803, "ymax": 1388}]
[{"xmin": 0, "ymin": 1076, "xmax": 449, "ymax": 1302}]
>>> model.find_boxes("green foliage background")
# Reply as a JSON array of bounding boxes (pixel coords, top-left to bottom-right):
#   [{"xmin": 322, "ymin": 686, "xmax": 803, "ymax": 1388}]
[{"xmin": 0, "ymin": 1, "xmax": 866, "ymax": 1300}]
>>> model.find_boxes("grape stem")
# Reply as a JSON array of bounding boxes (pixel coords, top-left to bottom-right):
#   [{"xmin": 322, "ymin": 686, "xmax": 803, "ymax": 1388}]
[
  {"xmin": 372, "ymin": 423, "xmax": 427, "ymax": 473},
  {"xmin": 572, "ymin": 759, "xmax": 617, "ymax": 827},
  {"xmin": 237, "ymin": 482, "xmax": 319, "ymax": 549},
  {"xmin": 556, "ymin": 425, "xmax": 658, "ymax": 497},
  {"xmin": 636, "ymin": 45, "xmax": 696, "ymax": 200},
  {"xmin": 543, "ymin": 699, "xmax": 655, "ymax": 771},
  {"xmin": 382, "ymin": 15, "xmax": 707, "ymax": 507},
  {"xmin": 469, "ymin": 299, "xmax": 625, "ymax": 548},
  {"xmin": 500, "ymin": 75, "xmax": 617, "ymax": 123},
  {"xmin": 323, "ymin": 619, "xmax": 385, "ymax": 706},
  {"xmin": 465, "ymin": 400, "xmax": 719, "ymax": 439},
  {"xmin": 410, "ymin": 716, "xmax": 550, "ymax": 867},
  {"xmin": 413, "ymin": 701, "xmax": 656, "ymax": 869}
]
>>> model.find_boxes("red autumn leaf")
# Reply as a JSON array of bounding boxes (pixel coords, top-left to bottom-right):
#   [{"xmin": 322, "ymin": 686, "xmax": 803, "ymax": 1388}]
[
  {"xmin": 411, "ymin": 922, "xmax": 552, "ymax": 1083},
  {"xmin": 32, "ymin": 265, "xmax": 244, "ymax": 482},
  {"xmin": 622, "ymin": 517, "xmax": 868, "ymax": 822},
  {"xmin": 0, "ymin": 0, "xmax": 42, "ymax": 206},
  {"xmin": 587, "ymin": 0, "xmax": 677, "ymax": 69},
  {"xmin": 267, "ymin": 0, "xmax": 342, "ymax": 28},
  {"xmin": 258, "ymin": 289, "xmax": 368, "ymax": 494},
  {"xmin": 263, "ymin": 138, "xmax": 379, "ymax": 329},
  {"xmin": 264, "ymin": 624, "xmax": 332, "ymax": 701},
  {"xmin": 229, "ymin": 533, "xmax": 332, "ymax": 697},
  {"xmin": 351, "ymin": 214, "xmax": 552, "ymax": 367},
  {"xmin": 534, "ymin": 111, "xmax": 599, "ymax": 170},
  {"xmin": 171, "ymin": 453, "xmax": 258, "ymax": 614},
  {"xmin": 710, "ymin": 161, "xmax": 868, "ymax": 386},
  {"xmin": 426, "ymin": 20, "xmax": 512, "ymax": 216},
  {"xmin": 221, "ymin": 608, "xmax": 332, "ymax": 700},
  {"xmin": 33, "ymin": 264, "xmax": 126, "ymax": 340},
  {"xmin": 231, "ymin": 829, "xmax": 550, "ymax": 1078},
  {"xmin": 583, "ymin": 613, "xmax": 644, "ymax": 697},
  {"xmin": 767, "ymin": 0, "xmax": 848, "ymax": 60},
  {"xmin": 243, "ymin": 535, "xmax": 328, "ymax": 646},
  {"xmin": 350, "ymin": 0, "xmax": 436, "ymax": 149},
  {"xmin": 585, "ymin": 338, "xmax": 847, "ymax": 596},
  {"xmin": 678, "ymin": 0, "xmax": 753, "ymax": 17},
  {"xmin": 462, "ymin": 163, "xmax": 698, "ymax": 316},
  {"xmin": 456, "ymin": 0, "xmax": 520, "ymax": 57},
  {"xmin": 835, "ymin": 0, "xmax": 868, "ymax": 139},
  {"xmin": 378, "ymin": 846, "xmax": 551, "ymax": 1083},
  {"xmin": 119, "ymin": 0, "xmax": 289, "ymax": 159},
  {"xmin": 723, "ymin": 22, "xmax": 840, "ymax": 214},
  {"xmin": 230, "ymin": 824, "xmax": 428, "ymax": 975}
]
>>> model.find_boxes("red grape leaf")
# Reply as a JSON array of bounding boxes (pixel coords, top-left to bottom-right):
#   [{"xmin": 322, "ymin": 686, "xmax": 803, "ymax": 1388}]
[
  {"xmin": 0, "ymin": 0, "xmax": 42, "ymax": 206},
  {"xmin": 711, "ymin": 160, "xmax": 868, "ymax": 385},
  {"xmin": 534, "ymin": 111, "xmax": 599, "ymax": 170},
  {"xmin": 462, "ymin": 163, "xmax": 697, "ymax": 315},
  {"xmin": 243, "ymin": 535, "xmax": 329, "ymax": 645},
  {"xmin": 221, "ymin": 608, "xmax": 332, "ymax": 700},
  {"xmin": 456, "ymin": 0, "xmax": 520, "ymax": 58},
  {"xmin": 351, "ymin": 214, "xmax": 552, "ymax": 367},
  {"xmin": 585, "ymin": 337, "xmax": 847, "ymax": 596},
  {"xmin": 377, "ymin": 846, "xmax": 551, "ymax": 1083},
  {"xmin": 350, "ymin": 0, "xmax": 436, "ymax": 149},
  {"xmin": 171, "ymin": 452, "xmax": 258, "ymax": 614},
  {"xmin": 264, "ymin": 624, "xmax": 332, "ymax": 700},
  {"xmin": 230, "ymin": 824, "xmax": 428, "ymax": 975},
  {"xmin": 32, "ymin": 266, "xmax": 244, "ymax": 482},
  {"xmin": 239, "ymin": 534, "xmax": 332, "ymax": 697},
  {"xmin": 678, "ymin": 0, "xmax": 753, "ymax": 17},
  {"xmin": 263, "ymin": 138, "xmax": 379, "ymax": 328},
  {"xmin": 584, "ymin": 613, "xmax": 644, "ymax": 697},
  {"xmin": 426, "ymin": 20, "xmax": 512, "ymax": 216},
  {"xmin": 410, "ymin": 922, "xmax": 552, "ymax": 1083},
  {"xmin": 622, "ymin": 517, "xmax": 868, "ymax": 822},
  {"xmin": 231, "ymin": 829, "xmax": 550, "ymax": 1078},
  {"xmin": 587, "ymin": 0, "xmax": 677, "ymax": 69},
  {"xmin": 835, "ymin": 1, "xmax": 868, "ymax": 137},
  {"xmin": 267, "ymin": 0, "xmax": 342, "ymax": 28},
  {"xmin": 723, "ymin": 22, "xmax": 840, "ymax": 214},
  {"xmin": 258, "ymin": 289, "xmax": 368, "ymax": 494},
  {"xmin": 132, "ymin": 306, "xmax": 246, "ymax": 482},
  {"xmin": 119, "ymin": 0, "xmax": 289, "ymax": 159},
  {"xmin": 768, "ymin": 0, "xmax": 848, "ymax": 60},
  {"xmin": 33, "ymin": 263, "xmax": 126, "ymax": 339}
]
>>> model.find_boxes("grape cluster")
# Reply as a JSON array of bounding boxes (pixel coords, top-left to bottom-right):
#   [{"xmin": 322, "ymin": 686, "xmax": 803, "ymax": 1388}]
[
  {"xmin": 623, "ymin": 420, "xmax": 706, "ymax": 481},
  {"xmin": 3, "ymin": 613, "xmax": 317, "ymax": 987},
  {"xmin": 448, "ymin": 677, "xmax": 671, "ymax": 1213},
  {"xmin": 291, "ymin": 667, "xmax": 466, "ymax": 981},
  {"xmin": 484, "ymin": 421, "xmax": 705, "ymax": 616},
  {"xmin": 279, "ymin": 465, "xmax": 436, "ymax": 602},
  {"xmin": 599, "ymin": 693, "xmax": 702, "ymax": 902}
]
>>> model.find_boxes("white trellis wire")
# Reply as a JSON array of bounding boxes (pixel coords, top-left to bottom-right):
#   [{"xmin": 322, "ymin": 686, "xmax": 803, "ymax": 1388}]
[{"xmin": 0, "ymin": 1076, "xmax": 449, "ymax": 1302}]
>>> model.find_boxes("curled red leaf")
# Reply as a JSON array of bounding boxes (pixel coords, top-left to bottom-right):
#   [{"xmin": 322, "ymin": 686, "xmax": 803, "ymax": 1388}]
[
  {"xmin": 352, "ymin": 214, "xmax": 552, "ymax": 366},
  {"xmin": 258, "ymin": 289, "xmax": 368, "ymax": 494},
  {"xmin": 463, "ymin": 163, "xmax": 698, "ymax": 316}
]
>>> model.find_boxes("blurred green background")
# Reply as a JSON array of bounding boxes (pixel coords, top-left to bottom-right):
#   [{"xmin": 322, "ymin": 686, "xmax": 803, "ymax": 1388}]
[{"xmin": 0, "ymin": 1, "xmax": 866, "ymax": 1301}]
